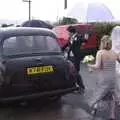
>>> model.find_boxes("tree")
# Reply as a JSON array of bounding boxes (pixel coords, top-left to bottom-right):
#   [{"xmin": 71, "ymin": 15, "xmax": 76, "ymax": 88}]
[
  {"xmin": 91, "ymin": 22, "xmax": 120, "ymax": 48},
  {"xmin": 59, "ymin": 17, "xmax": 79, "ymax": 25},
  {"xmin": 1, "ymin": 24, "xmax": 14, "ymax": 27},
  {"xmin": 53, "ymin": 17, "xmax": 79, "ymax": 26},
  {"xmin": 1, "ymin": 24, "xmax": 8, "ymax": 27}
]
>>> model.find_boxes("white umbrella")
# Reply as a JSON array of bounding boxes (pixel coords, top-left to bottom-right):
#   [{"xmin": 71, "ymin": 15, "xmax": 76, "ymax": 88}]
[{"xmin": 66, "ymin": 2, "xmax": 114, "ymax": 22}]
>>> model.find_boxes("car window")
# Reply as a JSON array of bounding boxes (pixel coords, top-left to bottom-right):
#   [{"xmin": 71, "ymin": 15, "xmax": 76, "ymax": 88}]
[
  {"xmin": 24, "ymin": 36, "xmax": 34, "ymax": 47},
  {"xmin": 46, "ymin": 36, "xmax": 60, "ymax": 51},
  {"xmin": 3, "ymin": 37, "xmax": 17, "ymax": 48},
  {"xmin": 78, "ymin": 30, "xmax": 93, "ymax": 40},
  {"xmin": 3, "ymin": 35, "xmax": 61, "ymax": 56}
]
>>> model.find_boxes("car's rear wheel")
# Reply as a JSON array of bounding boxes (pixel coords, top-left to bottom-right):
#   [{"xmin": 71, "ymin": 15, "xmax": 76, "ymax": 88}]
[
  {"xmin": 49, "ymin": 96, "xmax": 61, "ymax": 101},
  {"xmin": 0, "ymin": 72, "xmax": 4, "ymax": 88}
]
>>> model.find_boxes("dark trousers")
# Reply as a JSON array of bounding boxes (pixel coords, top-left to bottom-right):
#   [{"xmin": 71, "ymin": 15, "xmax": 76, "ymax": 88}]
[{"xmin": 69, "ymin": 56, "xmax": 85, "ymax": 89}]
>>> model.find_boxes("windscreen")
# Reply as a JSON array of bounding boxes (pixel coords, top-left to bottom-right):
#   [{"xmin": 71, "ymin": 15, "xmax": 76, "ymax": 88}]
[{"xmin": 2, "ymin": 35, "xmax": 61, "ymax": 56}]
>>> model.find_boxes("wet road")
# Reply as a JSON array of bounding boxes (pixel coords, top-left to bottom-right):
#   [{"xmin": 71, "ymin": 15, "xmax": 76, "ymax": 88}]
[{"xmin": 0, "ymin": 63, "xmax": 119, "ymax": 120}]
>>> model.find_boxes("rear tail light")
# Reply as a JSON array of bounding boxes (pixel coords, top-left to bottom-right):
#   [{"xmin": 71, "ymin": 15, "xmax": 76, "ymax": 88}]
[
  {"xmin": 67, "ymin": 60, "xmax": 76, "ymax": 74},
  {"xmin": 57, "ymin": 38, "xmax": 68, "ymax": 48}
]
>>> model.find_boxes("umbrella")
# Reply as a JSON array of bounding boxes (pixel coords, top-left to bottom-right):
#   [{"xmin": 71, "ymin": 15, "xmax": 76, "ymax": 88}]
[
  {"xmin": 21, "ymin": 19, "xmax": 53, "ymax": 29},
  {"xmin": 67, "ymin": 2, "xmax": 114, "ymax": 22}
]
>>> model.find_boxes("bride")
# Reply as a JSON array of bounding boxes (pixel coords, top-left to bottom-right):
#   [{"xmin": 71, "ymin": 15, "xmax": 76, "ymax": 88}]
[
  {"xmin": 111, "ymin": 26, "xmax": 120, "ymax": 101},
  {"xmin": 87, "ymin": 31, "xmax": 120, "ymax": 120}
]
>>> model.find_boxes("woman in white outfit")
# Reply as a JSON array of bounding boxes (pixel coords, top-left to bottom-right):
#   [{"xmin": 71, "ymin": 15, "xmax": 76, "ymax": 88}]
[
  {"xmin": 111, "ymin": 26, "xmax": 120, "ymax": 100},
  {"xmin": 88, "ymin": 35, "xmax": 119, "ymax": 120}
]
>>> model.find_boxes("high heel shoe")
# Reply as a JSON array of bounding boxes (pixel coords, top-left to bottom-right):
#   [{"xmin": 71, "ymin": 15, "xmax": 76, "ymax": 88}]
[
  {"xmin": 91, "ymin": 103, "xmax": 98, "ymax": 116},
  {"xmin": 91, "ymin": 108, "xmax": 97, "ymax": 116}
]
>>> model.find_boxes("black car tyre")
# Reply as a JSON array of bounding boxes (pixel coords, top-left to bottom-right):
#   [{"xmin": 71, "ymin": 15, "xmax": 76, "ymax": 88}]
[
  {"xmin": 0, "ymin": 72, "xmax": 4, "ymax": 88},
  {"xmin": 49, "ymin": 96, "xmax": 61, "ymax": 101}
]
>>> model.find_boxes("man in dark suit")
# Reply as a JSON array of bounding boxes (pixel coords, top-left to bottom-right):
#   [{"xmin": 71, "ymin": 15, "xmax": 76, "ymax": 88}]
[{"xmin": 62, "ymin": 26, "xmax": 86, "ymax": 93}]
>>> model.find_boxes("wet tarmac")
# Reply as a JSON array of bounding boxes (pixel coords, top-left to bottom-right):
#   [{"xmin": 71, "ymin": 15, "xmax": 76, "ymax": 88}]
[{"xmin": 0, "ymin": 64, "xmax": 119, "ymax": 120}]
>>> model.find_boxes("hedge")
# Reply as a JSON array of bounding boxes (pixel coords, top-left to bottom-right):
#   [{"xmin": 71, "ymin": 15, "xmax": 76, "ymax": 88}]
[{"xmin": 91, "ymin": 22, "xmax": 120, "ymax": 46}]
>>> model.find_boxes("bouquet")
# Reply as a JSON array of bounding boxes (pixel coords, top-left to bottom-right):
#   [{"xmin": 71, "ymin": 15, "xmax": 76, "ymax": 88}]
[{"xmin": 82, "ymin": 55, "xmax": 95, "ymax": 64}]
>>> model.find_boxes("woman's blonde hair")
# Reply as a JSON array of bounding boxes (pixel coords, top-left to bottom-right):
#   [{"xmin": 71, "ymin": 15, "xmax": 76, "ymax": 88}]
[{"xmin": 100, "ymin": 35, "xmax": 112, "ymax": 50}]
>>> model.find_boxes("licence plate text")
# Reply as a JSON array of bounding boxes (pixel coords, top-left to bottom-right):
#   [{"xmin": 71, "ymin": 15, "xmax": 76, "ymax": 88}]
[{"xmin": 27, "ymin": 65, "xmax": 54, "ymax": 75}]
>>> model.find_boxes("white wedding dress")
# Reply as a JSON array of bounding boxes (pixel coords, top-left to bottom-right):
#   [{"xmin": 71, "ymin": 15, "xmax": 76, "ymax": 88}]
[
  {"xmin": 89, "ymin": 59, "xmax": 117, "ymax": 107},
  {"xmin": 111, "ymin": 26, "xmax": 120, "ymax": 99},
  {"xmin": 89, "ymin": 26, "xmax": 120, "ymax": 107}
]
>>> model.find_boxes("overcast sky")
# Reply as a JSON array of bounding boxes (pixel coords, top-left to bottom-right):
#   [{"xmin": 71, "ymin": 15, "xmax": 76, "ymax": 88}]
[{"xmin": 0, "ymin": 0, "xmax": 120, "ymax": 23}]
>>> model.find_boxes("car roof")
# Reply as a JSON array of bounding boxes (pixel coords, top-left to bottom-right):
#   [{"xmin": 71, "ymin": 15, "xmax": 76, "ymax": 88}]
[
  {"xmin": 53, "ymin": 23, "xmax": 93, "ymax": 31},
  {"xmin": 53, "ymin": 23, "xmax": 92, "ymax": 28},
  {"xmin": 0, "ymin": 27, "xmax": 57, "ymax": 38}
]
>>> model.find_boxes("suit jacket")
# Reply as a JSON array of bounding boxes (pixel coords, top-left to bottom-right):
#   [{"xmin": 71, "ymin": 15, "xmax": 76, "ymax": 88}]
[{"xmin": 62, "ymin": 33, "xmax": 87, "ymax": 58}]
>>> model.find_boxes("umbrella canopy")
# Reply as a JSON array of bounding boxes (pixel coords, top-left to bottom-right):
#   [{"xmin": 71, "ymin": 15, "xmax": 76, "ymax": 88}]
[
  {"xmin": 21, "ymin": 20, "xmax": 53, "ymax": 29},
  {"xmin": 67, "ymin": 2, "xmax": 114, "ymax": 22}
]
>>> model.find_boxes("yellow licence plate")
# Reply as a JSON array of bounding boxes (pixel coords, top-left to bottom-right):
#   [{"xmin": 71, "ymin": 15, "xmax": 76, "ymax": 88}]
[{"xmin": 27, "ymin": 65, "xmax": 54, "ymax": 75}]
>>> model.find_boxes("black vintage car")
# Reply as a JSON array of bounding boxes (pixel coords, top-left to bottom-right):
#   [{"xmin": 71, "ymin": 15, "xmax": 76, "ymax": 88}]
[{"xmin": 0, "ymin": 27, "xmax": 77, "ymax": 102}]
